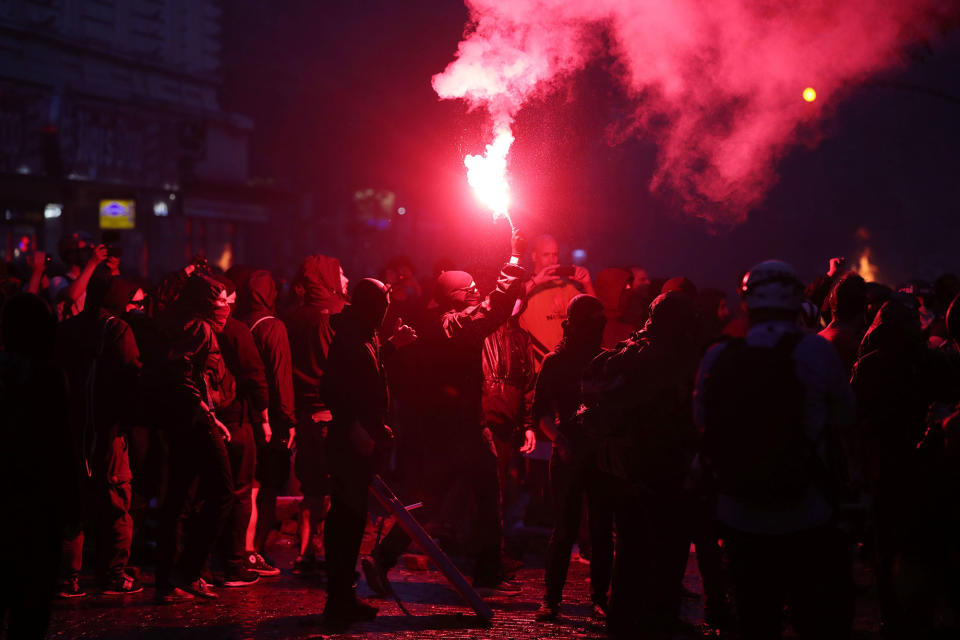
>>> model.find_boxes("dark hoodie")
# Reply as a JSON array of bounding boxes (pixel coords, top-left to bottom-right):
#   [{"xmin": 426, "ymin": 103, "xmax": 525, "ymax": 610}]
[
  {"xmin": 243, "ymin": 270, "xmax": 297, "ymax": 431},
  {"xmin": 288, "ymin": 255, "xmax": 346, "ymax": 414},
  {"xmin": 55, "ymin": 276, "xmax": 142, "ymax": 477},
  {"xmin": 164, "ymin": 274, "xmax": 228, "ymax": 430}
]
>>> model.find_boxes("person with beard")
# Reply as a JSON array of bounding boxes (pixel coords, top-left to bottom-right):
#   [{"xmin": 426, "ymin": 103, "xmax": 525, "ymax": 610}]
[
  {"xmin": 55, "ymin": 275, "xmax": 143, "ymax": 597},
  {"xmin": 1, "ymin": 295, "xmax": 77, "ymax": 638},
  {"xmin": 287, "ymin": 254, "xmax": 348, "ymax": 575},
  {"xmin": 208, "ymin": 274, "xmax": 270, "ymax": 587},
  {"xmin": 594, "ymin": 292, "xmax": 702, "ymax": 637},
  {"xmin": 154, "ymin": 274, "xmax": 235, "ymax": 603},
  {"xmin": 322, "ymin": 279, "xmax": 417, "ymax": 628},
  {"xmin": 417, "ymin": 231, "xmax": 527, "ymax": 595},
  {"xmin": 239, "ymin": 270, "xmax": 297, "ymax": 575},
  {"xmin": 532, "ymin": 295, "xmax": 614, "ymax": 622}
]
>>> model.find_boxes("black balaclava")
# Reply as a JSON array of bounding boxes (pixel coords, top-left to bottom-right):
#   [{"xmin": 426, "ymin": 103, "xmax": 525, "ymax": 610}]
[
  {"xmin": 561, "ymin": 294, "xmax": 605, "ymax": 352},
  {"xmin": 349, "ymin": 278, "xmax": 390, "ymax": 337},
  {"xmin": 435, "ymin": 270, "xmax": 480, "ymax": 311},
  {"xmin": 179, "ymin": 273, "xmax": 226, "ymax": 329}
]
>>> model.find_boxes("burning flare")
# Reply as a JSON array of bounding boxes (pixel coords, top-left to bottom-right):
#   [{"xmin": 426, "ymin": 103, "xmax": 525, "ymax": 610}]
[{"xmin": 464, "ymin": 125, "xmax": 516, "ymax": 229}]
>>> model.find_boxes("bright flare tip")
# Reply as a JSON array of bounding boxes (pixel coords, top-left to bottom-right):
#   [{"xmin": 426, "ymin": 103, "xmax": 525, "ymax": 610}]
[
  {"xmin": 803, "ymin": 87, "xmax": 817, "ymax": 102},
  {"xmin": 465, "ymin": 127, "xmax": 514, "ymax": 222}
]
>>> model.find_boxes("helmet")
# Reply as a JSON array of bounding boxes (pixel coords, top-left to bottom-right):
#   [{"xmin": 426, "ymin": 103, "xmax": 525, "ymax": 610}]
[{"xmin": 741, "ymin": 260, "xmax": 803, "ymax": 312}]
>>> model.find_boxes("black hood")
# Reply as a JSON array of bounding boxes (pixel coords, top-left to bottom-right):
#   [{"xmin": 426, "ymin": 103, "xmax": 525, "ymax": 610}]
[{"xmin": 246, "ymin": 270, "xmax": 277, "ymax": 319}]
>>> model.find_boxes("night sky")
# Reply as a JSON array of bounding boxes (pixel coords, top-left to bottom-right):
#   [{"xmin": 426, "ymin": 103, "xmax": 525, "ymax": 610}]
[{"xmin": 222, "ymin": 0, "xmax": 960, "ymax": 291}]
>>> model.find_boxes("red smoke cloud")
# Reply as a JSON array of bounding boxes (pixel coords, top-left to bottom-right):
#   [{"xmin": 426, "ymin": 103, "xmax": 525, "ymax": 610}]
[{"xmin": 434, "ymin": 0, "xmax": 955, "ymax": 226}]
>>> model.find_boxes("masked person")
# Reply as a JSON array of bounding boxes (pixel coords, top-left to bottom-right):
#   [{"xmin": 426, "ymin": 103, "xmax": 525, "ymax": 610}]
[
  {"xmin": 414, "ymin": 231, "xmax": 528, "ymax": 595},
  {"xmin": 322, "ymin": 279, "xmax": 417, "ymax": 628},
  {"xmin": 697, "ymin": 261, "xmax": 856, "ymax": 640},
  {"xmin": 55, "ymin": 275, "xmax": 143, "ymax": 597},
  {"xmin": 209, "ymin": 274, "xmax": 270, "ymax": 587},
  {"xmin": 154, "ymin": 274, "xmax": 235, "ymax": 603},
  {"xmin": 239, "ymin": 270, "xmax": 296, "ymax": 575},
  {"xmin": 533, "ymin": 295, "xmax": 614, "ymax": 621},
  {"xmin": 288, "ymin": 255, "xmax": 348, "ymax": 575}
]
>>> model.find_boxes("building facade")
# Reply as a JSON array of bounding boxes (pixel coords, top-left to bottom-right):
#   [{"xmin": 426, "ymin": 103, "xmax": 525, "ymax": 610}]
[{"xmin": 0, "ymin": 0, "xmax": 285, "ymax": 278}]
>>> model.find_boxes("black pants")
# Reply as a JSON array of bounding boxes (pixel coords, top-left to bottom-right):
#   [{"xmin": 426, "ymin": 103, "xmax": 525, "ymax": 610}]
[
  {"xmin": 254, "ymin": 437, "xmax": 291, "ymax": 551},
  {"xmin": 219, "ymin": 420, "xmax": 255, "ymax": 571},
  {"xmin": 156, "ymin": 425, "xmax": 234, "ymax": 589},
  {"xmin": 325, "ymin": 445, "xmax": 374, "ymax": 601},
  {"xmin": 724, "ymin": 524, "xmax": 854, "ymax": 640},
  {"xmin": 544, "ymin": 450, "xmax": 614, "ymax": 608},
  {"xmin": 607, "ymin": 480, "xmax": 687, "ymax": 637}
]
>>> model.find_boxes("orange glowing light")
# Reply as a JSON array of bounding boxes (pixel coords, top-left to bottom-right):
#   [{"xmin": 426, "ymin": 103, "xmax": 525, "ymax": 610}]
[
  {"xmin": 803, "ymin": 87, "xmax": 817, "ymax": 102},
  {"xmin": 465, "ymin": 126, "xmax": 515, "ymax": 229}
]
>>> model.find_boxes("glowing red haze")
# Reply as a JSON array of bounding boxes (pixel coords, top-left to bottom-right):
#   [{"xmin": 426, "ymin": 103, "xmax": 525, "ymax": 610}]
[{"xmin": 434, "ymin": 0, "xmax": 956, "ymax": 226}]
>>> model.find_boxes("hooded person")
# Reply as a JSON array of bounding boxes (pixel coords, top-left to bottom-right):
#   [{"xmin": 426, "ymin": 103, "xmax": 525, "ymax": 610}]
[
  {"xmin": 851, "ymin": 297, "xmax": 955, "ymax": 635},
  {"xmin": 205, "ymin": 274, "xmax": 270, "ymax": 587},
  {"xmin": 593, "ymin": 291, "xmax": 702, "ymax": 636},
  {"xmin": 55, "ymin": 275, "xmax": 143, "ymax": 597},
  {"xmin": 533, "ymin": 294, "xmax": 615, "ymax": 621},
  {"xmin": 154, "ymin": 273, "xmax": 236, "ymax": 603},
  {"xmin": 323, "ymin": 279, "xmax": 417, "ymax": 628},
  {"xmin": 594, "ymin": 268, "xmax": 640, "ymax": 349},
  {"xmin": 286, "ymin": 254, "xmax": 348, "ymax": 575},
  {"xmin": 239, "ymin": 270, "xmax": 298, "ymax": 573}
]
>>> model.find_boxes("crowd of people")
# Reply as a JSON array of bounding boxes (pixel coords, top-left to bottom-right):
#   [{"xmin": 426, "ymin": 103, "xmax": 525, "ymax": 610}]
[{"xmin": 2, "ymin": 228, "xmax": 960, "ymax": 640}]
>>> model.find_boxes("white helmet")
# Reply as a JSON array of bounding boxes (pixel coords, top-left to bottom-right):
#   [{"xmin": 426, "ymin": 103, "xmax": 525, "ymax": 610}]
[{"xmin": 740, "ymin": 260, "xmax": 803, "ymax": 312}]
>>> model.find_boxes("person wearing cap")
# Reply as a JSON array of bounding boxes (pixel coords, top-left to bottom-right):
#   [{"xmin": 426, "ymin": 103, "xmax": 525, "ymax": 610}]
[{"xmin": 695, "ymin": 260, "xmax": 856, "ymax": 640}]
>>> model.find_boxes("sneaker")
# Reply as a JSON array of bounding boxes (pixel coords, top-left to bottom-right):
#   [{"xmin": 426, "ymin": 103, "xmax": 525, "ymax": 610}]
[
  {"xmin": 323, "ymin": 594, "xmax": 379, "ymax": 629},
  {"xmin": 155, "ymin": 586, "xmax": 195, "ymax": 604},
  {"xmin": 293, "ymin": 554, "xmax": 316, "ymax": 577},
  {"xmin": 184, "ymin": 578, "xmax": 218, "ymax": 599},
  {"xmin": 590, "ymin": 602, "xmax": 607, "ymax": 620},
  {"xmin": 58, "ymin": 577, "xmax": 86, "ymax": 598},
  {"xmin": 222, "ymin": 567, "xmax": 260, "ymax": 587},
  {"xmin": 103, "ymin": 573, "xmax": 143, "ymax": 595},
  {"xmin": 245, "ymin": 551, "xmax": 281, "ymax": 576},
  {"xmin": 535, "ymin": 602, "xmax": 559, "ymax": 621},
  {"xmin": 475, "ymin": 578, "xmax": 522, "ymax": 597}
]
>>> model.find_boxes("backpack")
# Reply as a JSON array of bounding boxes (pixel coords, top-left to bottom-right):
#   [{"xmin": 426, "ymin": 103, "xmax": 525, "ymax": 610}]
[{"xmin": 702, "ymin": 332, "xmax": 815, "ymax": 507}]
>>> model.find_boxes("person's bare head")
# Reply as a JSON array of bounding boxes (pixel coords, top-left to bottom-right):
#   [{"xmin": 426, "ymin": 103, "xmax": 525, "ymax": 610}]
[{"xmin": 531, "ymin": 235, "xmax": 559, "ymax": 273}]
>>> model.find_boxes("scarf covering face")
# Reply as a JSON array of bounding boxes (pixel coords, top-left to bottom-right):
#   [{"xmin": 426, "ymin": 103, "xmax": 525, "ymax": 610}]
[
  {"xmin": 180, "ymin": 274, "xmax": 226, "ymax": 324},
  {"xmin": 436, "ymin": 270, "xmax": 480, "ymax": 310}
]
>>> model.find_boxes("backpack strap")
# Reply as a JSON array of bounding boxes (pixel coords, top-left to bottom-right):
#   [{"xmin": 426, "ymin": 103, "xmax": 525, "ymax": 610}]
[{"xmin": 250, "ymin": 315, "xmax": 276, "ymax": 334}]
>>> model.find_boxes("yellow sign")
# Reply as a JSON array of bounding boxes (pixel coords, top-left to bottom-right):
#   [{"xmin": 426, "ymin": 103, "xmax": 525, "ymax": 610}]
[{"xmin": 99, "ymin": 200, "xmax": 136, "ymax": 229}]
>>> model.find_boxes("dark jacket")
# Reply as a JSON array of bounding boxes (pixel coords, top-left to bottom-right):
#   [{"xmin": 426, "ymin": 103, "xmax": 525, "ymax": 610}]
[
  {"xmin": 216, "ymin": 316, "xmax": 269, "ymax": 427},
  {"xmin": 481, "ymin": 317, "xmax": 536, "ymax": 439},
  {"xmin": 164, "ymin": 274, "xmax": 228, "ymax": 431},
  {"xmin": 420, "ymin": 263, "xmax": 525, "ymax": 440},
  {"xmin": 288, "ymin": 255, "xmax": 346, "ymax": 414},
  {"xmin": 243, "ymin": 270, "xmax": 297, "ymax": 431}
]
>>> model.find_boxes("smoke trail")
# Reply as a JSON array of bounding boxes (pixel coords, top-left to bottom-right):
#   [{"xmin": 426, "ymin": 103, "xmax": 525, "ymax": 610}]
[{"xmin": 434, "ymin": 0, "xmax": 956, "ymax": 226}]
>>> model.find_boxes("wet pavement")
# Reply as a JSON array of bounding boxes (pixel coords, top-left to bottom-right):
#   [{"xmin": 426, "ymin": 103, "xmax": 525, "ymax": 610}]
[{"xmin": 48, "ymin": 517, "xmax": 887, "ymax": 639}]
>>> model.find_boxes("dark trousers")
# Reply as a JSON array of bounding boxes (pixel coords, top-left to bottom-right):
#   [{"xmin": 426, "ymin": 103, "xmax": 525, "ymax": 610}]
[
  {"xmin": 218, "ymin": 420, "xmax": 255, "ymax": 571},
  {"xmin": 254, "ymin": 438, "xmax": 291, "ymax": 551},
  {"xmin": 544, "ymin": 450, "xmax": 614, "ymax": 608},
  {"xmin": 607, "ymin": 481, "xmax": 687, "ymax": 637},
  {"xmin": 156, "ymin": 425, "xmax": 234, "ymax": 589},
  {"xmin": 445, "ymin": 440, "xmax": 503, "ymax": 586},
  {"xmin": 62, "ymin": 434, "xmax": 134, "ymax": 582},
  {"xmin": 325, "ymin": 452, "xmax": 374, "ymax": 601},
  {"xmin": 724, "ymin": 525, "xmax": 854, "ymax": 640}
]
